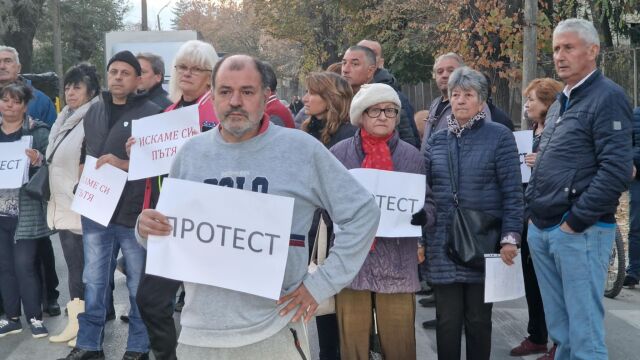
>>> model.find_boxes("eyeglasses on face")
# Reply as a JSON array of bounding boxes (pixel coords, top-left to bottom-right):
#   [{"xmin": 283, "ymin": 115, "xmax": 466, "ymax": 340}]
[
  {"xmin": 364, "ymin": 107, "xmax": 399, "ymax": 118},
  {"xmin": 175, "ymin": 64, "xmax": 212, "ymax": 75}
]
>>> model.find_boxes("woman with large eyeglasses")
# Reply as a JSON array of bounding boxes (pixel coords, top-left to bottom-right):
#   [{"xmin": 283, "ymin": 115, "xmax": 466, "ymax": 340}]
[
  {"xmin": 166, "ymin": 40, "xmax": 219, "ymax": 132},
  {"xmin": 0, "ymin": 82, "xmax": 53, "ymax": 339},
  {"xmin": 330, "ymin": 83, "xmax": 436, "ymax": 360}
]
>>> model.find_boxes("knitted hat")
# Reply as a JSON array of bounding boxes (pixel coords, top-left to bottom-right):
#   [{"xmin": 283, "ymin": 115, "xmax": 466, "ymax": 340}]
[
  {"xmin": 350, "ymin": 83, "xmax": 401, "ymax": 127},
  {"xmin": 107, "ymin": 50, "xmax": 141, "ymax": 76}
]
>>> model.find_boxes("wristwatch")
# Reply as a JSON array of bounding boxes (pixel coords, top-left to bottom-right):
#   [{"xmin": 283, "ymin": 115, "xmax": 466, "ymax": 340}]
[{"xmin": 500, "ymin": 233, "xmax": 517, "ymax": 246}]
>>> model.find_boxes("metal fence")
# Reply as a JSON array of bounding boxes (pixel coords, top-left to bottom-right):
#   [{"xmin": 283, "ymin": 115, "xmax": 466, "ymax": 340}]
[{"xmin": 401, "ymin": 47, "xmax": 640, "ymax": 129}]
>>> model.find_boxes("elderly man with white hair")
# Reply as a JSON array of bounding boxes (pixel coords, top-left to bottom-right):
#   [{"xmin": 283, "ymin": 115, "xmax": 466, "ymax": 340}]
[{"xmin": 526, "ymin": 18, "xmax": 633, "ymax": 360}]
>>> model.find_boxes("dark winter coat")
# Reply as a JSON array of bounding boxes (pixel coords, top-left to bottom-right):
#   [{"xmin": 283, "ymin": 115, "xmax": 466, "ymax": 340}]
[
  {"xmin": 525, "ymin": 70, "xmax": 632, "ymax": 232},
  {"xmin": 425, "ymin": 118, "xmax": 523, "ymax": 284},
  {"xmin": 15, "ymin": 117, "xmax": 55, "ymax": 240},
  {"xmin": 144, "ymin": 83, "xmax": 172, "ymax": 110},
  {"xmin": 305, "ymin": 116, "xmax": 357, "ymax": 149},
  {"xmin": 330, "ymin": 130, "xmax": 436, "ymax": 293},
  {"xmin": 83, "ymin": 91, "xmax": 163, "ymax": 227},
  {"xmin": 631, "ymin": 107, "xmax": 640, "ymax": 178}
]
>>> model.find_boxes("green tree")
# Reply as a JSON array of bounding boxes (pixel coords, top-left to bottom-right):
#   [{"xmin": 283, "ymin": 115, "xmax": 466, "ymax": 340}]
[
  {"xmin": 0, "ymin": 0, "xmax": 47, "ymax": 72},
  {"xmin": 254, "ymin": 0, "xmax": 350, "ymax": 72},
  {"xmin": 31, "ymin": 0, "xmax": 128, "ymax": 74}
]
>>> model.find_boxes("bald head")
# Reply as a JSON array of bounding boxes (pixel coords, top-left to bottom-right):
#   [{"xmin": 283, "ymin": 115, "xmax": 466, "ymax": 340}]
[
  {"xmin": 358, "ymin": 39, "xmax": 384, "ymax": 69},
  {"xmin": 212, "ymin": 54, "xmax": 270, "ymax": 91}
]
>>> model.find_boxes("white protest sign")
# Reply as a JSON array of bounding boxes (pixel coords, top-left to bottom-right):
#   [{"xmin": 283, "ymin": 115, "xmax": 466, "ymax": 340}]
[
  {"xmin": 128, "ymin": 105, "xmax": 200, "ymax": 180},
  {"xmin": 348, "ymin": 168, "xmax": 425, "ymax": 238},
  {"xmin": 484, "ymin": 253, "xmax": 525, "ymax": 303},
  {"xmin": 71, "ymin": 156, "xmax": 128, "ymax": 226},
  {"xmin": 0, "ymin": 141, "xmax": 29, "ymax": 189},
  {"xmin": 514, "ymin": 130, "xmax": 533, "ymax": 183},
  {"xmin": 146, "ymin": 178, "xmax": 295, "ymax": 300}
]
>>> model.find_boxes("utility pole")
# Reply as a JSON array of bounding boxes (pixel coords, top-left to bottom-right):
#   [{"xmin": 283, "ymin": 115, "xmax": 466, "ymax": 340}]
[
  {"xmin": 157, "ymin": 1, "xmax": 173, "ymax": 31},
  {"xmin": 52, "ymin": 0, "xmax": 64, "ymax": 106},
  {"xmin": 521, "ymin": 0, "xmax": 537, "ymax": 130},
  {"xmin": 142, "ymin": 0, "xmax": 149, "ymax": 31}
]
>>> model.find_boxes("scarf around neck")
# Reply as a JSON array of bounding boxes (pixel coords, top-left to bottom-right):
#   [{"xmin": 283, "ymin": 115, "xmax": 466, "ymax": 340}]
[
  {"xmin": 447, "ymin": 111, "xmax": 486, "ymax": 138},
  {"xmin": 360, "ymin": 128, "xmax": 394, "ymax": 170}
]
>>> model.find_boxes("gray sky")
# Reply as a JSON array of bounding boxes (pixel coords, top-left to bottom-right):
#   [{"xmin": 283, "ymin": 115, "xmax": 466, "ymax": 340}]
[{"xmin": 125, "ymin": 0, "xmax": 176, "ymax": 30}]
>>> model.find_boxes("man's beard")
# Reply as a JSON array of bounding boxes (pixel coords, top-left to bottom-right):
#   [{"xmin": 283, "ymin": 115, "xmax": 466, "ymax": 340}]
[{"xmin": 220, "ymin": 107, "xmax": 260, "ymax": 138}]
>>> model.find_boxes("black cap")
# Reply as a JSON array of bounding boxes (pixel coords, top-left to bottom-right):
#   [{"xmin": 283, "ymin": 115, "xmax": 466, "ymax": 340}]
[{"xmin": 107, "ymin": 50, "xmax": 141, "ymax": 76}]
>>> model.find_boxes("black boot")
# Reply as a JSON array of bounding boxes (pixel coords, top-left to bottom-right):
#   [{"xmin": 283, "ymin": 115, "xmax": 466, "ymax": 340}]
[
  {"xmin": 58, "ymin": 348, "xmax": 105, "ymax": 360},
  {"xmin": 122, "ymin": 351, "xmax": 149, "ymax": 360}
]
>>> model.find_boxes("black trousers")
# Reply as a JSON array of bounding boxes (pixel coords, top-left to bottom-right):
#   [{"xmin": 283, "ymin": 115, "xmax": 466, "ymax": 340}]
[
  {"xmin": 137, "ymin": 273, "xmax": 181, "ymax": 360},
  {"xmin": 0, "ymin": 217, "xmax": 42, "ymax": 320},
  {"xmin": 434, "ymin": 282, "xmax": 493, "ymax": 360},
  {"xmin": 521, "ymin": 226, "xmax": 548, "ymax": 344},
  {"xmin": 58, "ymin": 230, "xmax": 85, "ymax": 300},
  {"xmin": 317, "ymin": 314, "xmax": 340, "ymax": 360},
  {"xmin": 37, "ymin": 236, "xmax": 60, "ymax": 304}
]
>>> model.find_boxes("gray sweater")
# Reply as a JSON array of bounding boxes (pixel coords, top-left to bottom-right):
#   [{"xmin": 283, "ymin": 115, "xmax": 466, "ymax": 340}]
[{"xmin": 139, "ymin": 123, "xmax": 380, "ymax": 348}]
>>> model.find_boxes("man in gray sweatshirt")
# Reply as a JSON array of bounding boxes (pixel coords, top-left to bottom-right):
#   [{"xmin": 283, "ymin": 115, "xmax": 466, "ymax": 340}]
[{"xmin": 136, "ymin": 54, "xmax": 380, "ymax": 359}]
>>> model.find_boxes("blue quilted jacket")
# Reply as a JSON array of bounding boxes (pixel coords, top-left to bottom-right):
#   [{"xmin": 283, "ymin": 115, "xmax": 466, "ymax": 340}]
[{"xmin": 424, "ymin": 118, "xmax": 523, "ymax": 284}]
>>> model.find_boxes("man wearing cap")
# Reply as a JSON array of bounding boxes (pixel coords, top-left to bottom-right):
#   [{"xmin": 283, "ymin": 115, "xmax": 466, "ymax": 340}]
[{"xmin": 59, "ymin": 50, "xmax": 162, "ymax": 360}]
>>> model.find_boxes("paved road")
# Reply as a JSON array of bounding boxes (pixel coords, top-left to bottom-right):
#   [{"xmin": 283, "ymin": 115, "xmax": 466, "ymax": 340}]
[{"xmin": 2, "ymin": 235, "xmax": 639, "ymax": 359}]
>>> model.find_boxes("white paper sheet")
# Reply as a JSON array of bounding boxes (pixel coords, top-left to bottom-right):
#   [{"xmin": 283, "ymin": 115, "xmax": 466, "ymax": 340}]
[
  {"xmin": 145, "ymin": 178, "xmax": 295, "ymax": 300},
  {"xmin": 70, "ymin": 156, "xmax": 128, "ymax": 226},
  {"xmin": 128, "ymin": 105, "xmax": 200, "ymax": 180},
  {"xmin": 348, "ymin": 168, "xmax": 426, "ymax": 237},
  {"xmin": 484, "ymin": 253, "xmax": 525, "ymax": 303},
  {"xmin": 514, "ymin": 130, "xmax": 533, "ymax": 183},
  {"xmin": 0, "ymin": 140, "xmax": 29, "ymax": 189}
]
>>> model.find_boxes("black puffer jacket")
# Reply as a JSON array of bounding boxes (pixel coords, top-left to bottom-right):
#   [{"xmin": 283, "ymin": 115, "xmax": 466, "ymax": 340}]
[
  {"xmin": 526, "ymin": 70, "xmax": 633, "ymax": 232},
  {"xmin": 425, "ymin": 118, "xmax": 523, "ymax": 284}
]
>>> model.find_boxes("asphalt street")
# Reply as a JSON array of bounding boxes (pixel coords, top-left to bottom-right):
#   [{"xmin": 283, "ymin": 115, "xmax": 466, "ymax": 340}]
[{"xmin": 1, "ymin": 234, "xmax": 639, "ymax": 359}]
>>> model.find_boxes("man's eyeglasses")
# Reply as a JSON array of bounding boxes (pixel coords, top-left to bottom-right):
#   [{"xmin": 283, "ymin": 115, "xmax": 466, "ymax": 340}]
[
  {"xmin": 364, "ymin": 107, "xmax": 399, "ymax": 118},
  {"xmin": 175, "ymin": 64, "xmax": 212, "ymax": 75}
]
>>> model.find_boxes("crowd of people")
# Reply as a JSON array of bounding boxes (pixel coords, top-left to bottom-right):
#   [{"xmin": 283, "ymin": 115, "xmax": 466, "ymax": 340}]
[{"xmin": 0, "ymin": 17, "xmax": 636, "ymax": 360}]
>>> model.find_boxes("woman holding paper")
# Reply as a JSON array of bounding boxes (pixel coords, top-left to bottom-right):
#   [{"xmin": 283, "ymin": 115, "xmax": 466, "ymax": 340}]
[
  {"xmin": 0, "ymin": 82, "xmax": 53, "ymax": 338},
  {"xmin": 423, "ymin": 67, "xmax": 523, "ymax": 360},
  {"xmin": 46, "ymin": 63, "xmax": 101, "ymax": 344},
  {"xmin": 509, "ymin": 78, "xmax": 563, "ymax": 358},
  {"xmin": 330, "ymin": 83, "xmax": 436, "ymax": 360}
]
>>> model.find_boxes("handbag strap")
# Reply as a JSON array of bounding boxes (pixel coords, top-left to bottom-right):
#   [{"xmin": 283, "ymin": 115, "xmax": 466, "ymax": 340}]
[
  {"xmin": 47, "ymin": 121, "xmax": 81, "ymax": 164},
  {"xmin": 310, "ymin": 213, "xmax": 328, "ymax": 265},
  {"xmin": 316, "ymin": 215, "xmax": 328, "ymax": 264},
  {"xmin": 446, "ymin": 136, "xmax": 459, "ymax": 206}
]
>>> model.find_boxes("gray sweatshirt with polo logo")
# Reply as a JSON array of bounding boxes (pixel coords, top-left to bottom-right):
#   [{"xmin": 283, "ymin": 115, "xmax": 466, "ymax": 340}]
[{"xmin": 138, "ymin": 123, "xmax": 380, "ymax": 348}]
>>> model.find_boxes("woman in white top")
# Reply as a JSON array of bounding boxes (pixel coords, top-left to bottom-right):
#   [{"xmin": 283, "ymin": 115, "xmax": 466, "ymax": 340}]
[{"xmin": 46, "ymin": 63, "xmax": 101, "ymax": 344}]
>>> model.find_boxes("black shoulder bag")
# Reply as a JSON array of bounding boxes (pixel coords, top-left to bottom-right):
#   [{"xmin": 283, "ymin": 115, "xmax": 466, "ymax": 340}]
[
  {"xmin": 25, "ymin": 122, "xmax": 80, "ymax": 201},
  {"xmin": 446, "ymin": 136, "xmax": 502, "ymax": 270}
]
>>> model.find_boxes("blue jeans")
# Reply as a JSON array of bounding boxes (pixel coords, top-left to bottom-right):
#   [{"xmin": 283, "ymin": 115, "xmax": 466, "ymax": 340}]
[
  {"xmin": 76, "ymin": 217, "xmax": 149, "ymax": 353},
  {"xmin": 627, "ymin": 180, "xmax": 640, "ymax": 279},
  {"xmin": 527, "ymin": 222, "xmax": 614, "ymax": 360}
]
